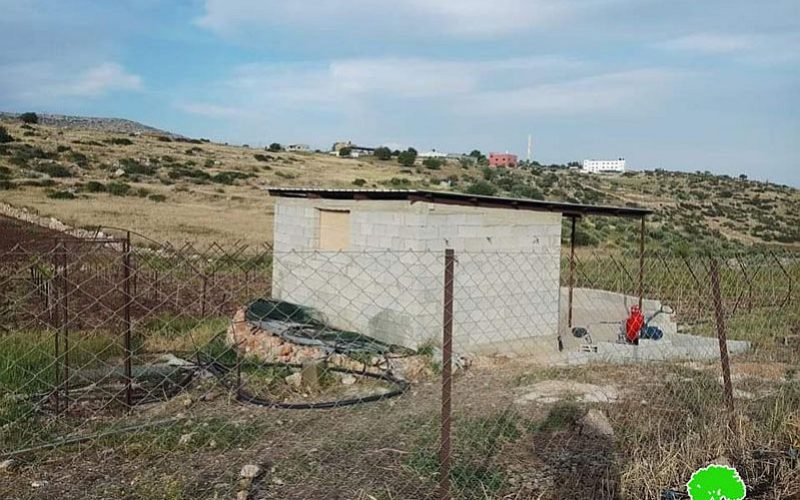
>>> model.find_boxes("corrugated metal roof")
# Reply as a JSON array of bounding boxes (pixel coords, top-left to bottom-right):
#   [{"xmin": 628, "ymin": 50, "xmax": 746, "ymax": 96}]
[{"xmin": 266, "ymin": 188, "xmax": 652, "ymax": 218}]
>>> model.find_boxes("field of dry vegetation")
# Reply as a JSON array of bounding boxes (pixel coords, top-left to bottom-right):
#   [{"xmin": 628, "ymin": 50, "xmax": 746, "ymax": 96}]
[{"xmin": 1, "ymin": 116, "xmax": 798, "ymax": 251}]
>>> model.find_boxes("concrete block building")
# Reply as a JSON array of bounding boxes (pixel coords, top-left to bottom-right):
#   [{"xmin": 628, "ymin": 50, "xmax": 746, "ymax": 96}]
[
  {"xmin": 489, "ymin": 153, "xmax": 518, "ymax": 168},
  {"xmin": 268, "ymin": 188, "xmax": 649, "ymax": 355}
]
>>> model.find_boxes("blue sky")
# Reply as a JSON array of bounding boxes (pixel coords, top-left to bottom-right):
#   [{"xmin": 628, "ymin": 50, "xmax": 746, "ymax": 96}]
[{"xmin": 1, "ymin": 0, "xmax": 798, "ymax": 186}]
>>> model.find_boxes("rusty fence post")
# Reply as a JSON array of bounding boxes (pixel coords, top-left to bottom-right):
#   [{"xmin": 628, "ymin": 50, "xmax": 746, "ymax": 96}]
[
  {"xmin": 439, "ymin": 248, "xmax": 455, "ymax": 500},
  {"xmin": 52, "ymin": 240, "xmax": 62, "ymax": 415},
  {"xmin": 638, "ymin": 216, "xmax": 646, "ymax": 310},
  {"xmin": 567, "ymin": 216, "xmax": 577, "ymax": 329},
  {"xmin": 123, "ymin": 232, "xmax": 133, "ymax": 408},
  {"xmin": 709, "ymin": 258, "xmax": 737, "ymax": 434},
  {"xmin": 60, "ymin": 241, "xmax": 69, "ymax": 409}
]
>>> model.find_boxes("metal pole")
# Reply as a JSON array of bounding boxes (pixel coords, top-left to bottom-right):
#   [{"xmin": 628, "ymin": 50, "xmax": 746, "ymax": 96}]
[
  {"xmin": 61, "ymin": 241, "xmax": 69, "ymax": 408},
  {"xmin": 638, "ymin": 216, "xmax": 646, "ymax": 310},
  {"xmin": 439, "ymin": 248, "xmax": 455, "ymax": 500},
  {"xmin": 710, "ymin": 259, "xmax": 737, "ymax": 434},
  {"xmin": 568, "ymin": 216, "xmax": 577, "ymax": 328},
  {"xmin": 123, "ymin": 232, "xmax": 133, "ymax": 408},
  {"xmin": 53, "ymin": 241, "xmax": 61, "ymax": 415}
]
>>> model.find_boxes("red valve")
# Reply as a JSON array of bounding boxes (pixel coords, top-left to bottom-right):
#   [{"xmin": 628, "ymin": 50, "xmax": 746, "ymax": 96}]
[{"xmin": 626, "ymin": 305, "xmax": 644, "ymax": 344}]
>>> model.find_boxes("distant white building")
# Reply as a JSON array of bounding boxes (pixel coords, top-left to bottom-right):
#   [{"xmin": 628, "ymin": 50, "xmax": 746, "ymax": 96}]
[
  {"xmin": 287, "ymin": 144, "xmax": 310, "ymax": 152},
  {"xmin": 582, "ymin": 158, "xmax": 626, "ymax": 174},
  {"xmin": 418, "ymin": 149, "xmax": 448, "ymax": 159}
]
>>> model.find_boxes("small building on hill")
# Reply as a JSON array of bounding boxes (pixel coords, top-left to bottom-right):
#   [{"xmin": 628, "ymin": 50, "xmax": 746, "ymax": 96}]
[
  {"xmin": 582, "ymin": 158, "xmax": 626, "ymax": 174},
  {"xmin": 489, "ymin": 152, "xmax": 518, "ymax": 168},
  {"xmin": 267, "ymin": 188, "xmax": 649, "ymax": 355}
]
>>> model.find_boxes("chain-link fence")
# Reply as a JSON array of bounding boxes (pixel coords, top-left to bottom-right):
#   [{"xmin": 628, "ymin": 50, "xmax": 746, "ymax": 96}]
[{"xmin": 1, "ymin": 229, "xmax": 798, "ymax": 499}]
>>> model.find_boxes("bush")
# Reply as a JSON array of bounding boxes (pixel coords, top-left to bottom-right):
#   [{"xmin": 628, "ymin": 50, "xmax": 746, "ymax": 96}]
[
  {"xmin": 34, "ymin": 163, "xmax": 72, "ymax": 178},
  {"xmin": 19, "ymin": 112, "xmax": 39, "ymax": 124},
  {"xmin": 211, "ymin": 171, "xmax": 253, "ymax": 185},
  {"xmin": 47, "ymin": 190, "xmax": 75, "ymax": 200},
  {"xmin": 352, "ymin": 178, "xmax": 367, "ymax": 186},
  {"xmin": 0, "ymin": 126, "xmax": 14, "ymax": 144},
  {"xmin": 66, "ymin": 151, "xmax": 89, "ymax": 167},
  {"xmin": 105, "ymin": 137, "xmax": 133, "ymax": 146},
  {"xmin": 253, "ymin": 153, "xmax": 271, "ymax": 162},
  {"xmin": 268, "ymin": 143, "xmax": 283, "ymax": 152},
  {"xmin": 167, "ymin": 167, "xmax": 211, "ymax": 182},
  {"xmin": 465, "ymin": 180, "xmax": 497, "ymax": 196},
  {"xmin": 156, "ymin": 135, "xmax": 172, "ymax": 142},
  {"xmin": 84, "ymin": 181, "xmax": 106, "ymax": 193},
  {"xmin": 374, "ymin": 147, "xmax": 392, "ymax": 161},
  {"xmin": 120, "ymin": 158, "xmax": 155, "ymax": 176},
  {"xmin": 56, "ymin": 145, "xmax": 70, "ymax": 153},
  {"xmin": 423, "ymin": 157, "xmax": 444, "ymax": 170},
  {"xmin": 148, "ymin": 193, "xmax": 167, "ymax": 202},
  {"xmin": 107, "ymin": 181, "xmax": 131, "ymax": 196},
  {"xmin": 397, "ymin": 149, "xmax": 417, "ymax": 167},
  {"xmin": 338, "ymin": 147, "xmax": 352, "ymax": 157}
]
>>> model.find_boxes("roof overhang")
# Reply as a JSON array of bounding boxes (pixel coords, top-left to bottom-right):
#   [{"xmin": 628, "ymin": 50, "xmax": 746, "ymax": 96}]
[{"xmin": 267, "ymin": 188, "xmax": 652, "ymax": 218}]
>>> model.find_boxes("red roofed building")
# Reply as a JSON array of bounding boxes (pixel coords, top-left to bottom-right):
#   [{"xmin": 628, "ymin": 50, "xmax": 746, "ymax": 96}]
[{"xmin": 489, "ymin": 152, "xmax": 518, "ymax": 168}]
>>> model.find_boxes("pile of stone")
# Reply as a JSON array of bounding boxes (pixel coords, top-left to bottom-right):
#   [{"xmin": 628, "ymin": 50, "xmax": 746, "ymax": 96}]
[{"xmin": 226, "ymin": 308, "xmax": 458, "ymax": 383}]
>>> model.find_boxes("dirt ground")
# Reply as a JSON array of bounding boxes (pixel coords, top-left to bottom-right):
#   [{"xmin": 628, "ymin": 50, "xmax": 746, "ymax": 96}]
[{"xmin": 1, "ymin": 353, "xmax": 798, "ymax": 500}]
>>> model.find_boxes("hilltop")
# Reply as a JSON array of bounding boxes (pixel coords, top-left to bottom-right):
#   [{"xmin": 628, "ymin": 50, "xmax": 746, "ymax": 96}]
[
  {"xmin": 0, "ymin": 114, "xmax": 798, "ymax": 250},
  {"xmin": 0, "ymin": 112, "xmax": 178, "ymax": 137}
]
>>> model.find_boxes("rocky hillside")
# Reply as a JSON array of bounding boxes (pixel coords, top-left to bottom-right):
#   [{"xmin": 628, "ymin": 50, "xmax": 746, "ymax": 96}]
[
  {"xmin": 0, "ymin": 112, "xmax": 178, "ymax": 137},
  {"xmin": 0, "ymin": 114, "xmax": 797, "ymax": 251}
]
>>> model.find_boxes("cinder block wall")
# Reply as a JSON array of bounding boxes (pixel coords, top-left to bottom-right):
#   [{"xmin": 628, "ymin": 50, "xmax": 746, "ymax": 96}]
[{"xmin": 272, "ymin": 197, "xmax": 562, "ymax": 354}]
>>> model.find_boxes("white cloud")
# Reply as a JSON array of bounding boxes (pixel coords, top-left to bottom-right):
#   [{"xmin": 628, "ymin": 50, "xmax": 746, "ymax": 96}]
[
  {"xmin": 657, "ymin": 33, "xmax": 757, "ymax": 53},
  {"xmin": 463, "ymin": 68, "xmax": 681, "ymax": 115},
  {"xmin": 174, "ymin": 56, "xmax": 679, "ymax": 125},
  {"xmin": 195, "ymin": 0, "xmax": 607, "ymax": 38},
  {"xmin": 0, "ymin": 61, "xmax": 142, "ymax": 104},
  {"xmin": 64, "ymin": 62, "xmax": 142, "ymax": 96},
  {"xmin": 655, "ymin": 32, "xmax": 800, "ymax": 65},
  {"xmin": 177, "ymin": 102, "xmax": 247, "ymax": 119}
]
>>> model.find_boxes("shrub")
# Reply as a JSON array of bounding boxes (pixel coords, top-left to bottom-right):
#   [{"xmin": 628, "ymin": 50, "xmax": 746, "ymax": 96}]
[
  {"xmin": 120, "ymin": 158, "xmax": 155, "ymax": 176},
  {"xmin": 386, "ymin": 177, "xmax": 411, "ymax": 187},
  {"xmin": 352, "ymin": 178, "xmax": 367, "ymax": 187},
  {"xmin": 268, "ymin": 143, "xmax": 283, "ymax": 152},
  {"xmin": 84, "ymin": 181, "xmax": 106, "ymax": 193},
  {"xmin": 156, "ymin": 135, "xmax": 172, "ymax": 142},
  {"xmin": 253, "ymin": 153, "xmax": 271, "ymax": 162},
  {"xmin": 397, "ymin": 149, "xmax": 417, "ymax": 167},
  {"xmin": 0, "ymin": 126, "xmax": 14, "ymax": 143},
  {"xmin": 204, "ymin": 159, "xmax": 215, "ymax": 168},
  {"xmin": 166, "ymin": 167, "xmax": 210, "ymax": 182},
  {"xmin": 211, "ymin": 171, "xmax": 253, "ymax": 185},
  {"xmin": 19, "ymin": 112, "xmax": 39, "ymax": 124},
  {"xmin": 66, "ymin": 151, "xmax": 89, "ymax": 167},
  {"xmin": 34, "ymin": 163, "xmax": 72, "ymax": 178},
  {"xmin": 148, "ymin": 193, "xmax": 167, "ymax": 202},
  {"xmin": 423, "ymin": 157, "xmax": 444, "ymax": 170},
  {"xmin": 105, "ymin": 137, "xmax": 133, "ymax": 146},
  {"xmin": 56, "ymin": 145, "xmax": 71, "ymax": 153},
  {"xmin": 338, "ymin": 147, "xmax": 352, "ymax": 157},
  {"xmin": 107, "ymin": 181, "xmax": 131, "ymax": 196},
  {"xmin": 465, "ymin": 180, "xmax": 497, "ymax": 196},
  {"xmin": 374, "ymin": 147, "xmax": 392, "ymax": 161},
  {"xmin": 47, "ymin": 190, "xmax": 75, "ymax": 200}
]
